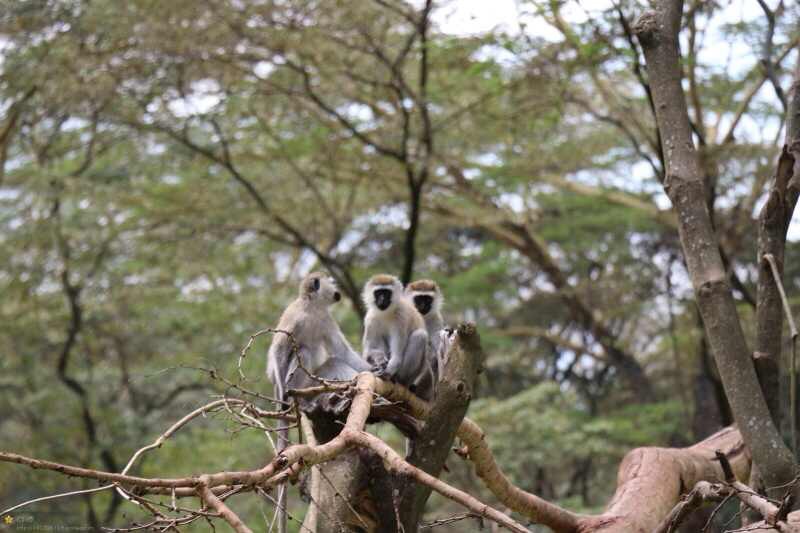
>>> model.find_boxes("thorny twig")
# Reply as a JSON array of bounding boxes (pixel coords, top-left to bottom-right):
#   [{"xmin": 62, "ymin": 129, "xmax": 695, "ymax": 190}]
[
  {"xmin": 256, "ymin": 487, "xmax": 313, "ymax": 533},
  {"xmin": 2, "ymin": 398, "xmax": 287, "ymax": 516},
  {"xmin": 1, "ymin": 374, "xmax": 531, "ymax": 533},
  {"xmin": 420, "ymin": 512, "xmax": 481, "ymax": 529},
  {"xmin": 239, "ymin": 327, "xmax": 278, "ymax": 380}
]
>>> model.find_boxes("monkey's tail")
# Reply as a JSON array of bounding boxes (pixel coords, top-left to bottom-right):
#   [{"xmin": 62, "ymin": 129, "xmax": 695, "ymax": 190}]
[
  {"xmin": 273, "ymin": 374, "xmax": 289, "ymax": 533},
  {"xmin": 276, "ymin": 417, "xmax": 289, "ymax": 533}
]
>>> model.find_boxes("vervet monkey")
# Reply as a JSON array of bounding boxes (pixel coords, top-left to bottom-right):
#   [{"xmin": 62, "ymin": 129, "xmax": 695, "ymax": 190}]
[
  {"xmin": 362, "ymin": 274, "xmax": 433, "ymax": 400},
  {"xmin": 266, "ymin": 272, "xmax": 369, "ymax": 533},
  {"xmin": 267, "ymin": 272, "xmax": 370, "ymax": 401},
  {"xmin": 405, "ymin": 279, "xmax": 448, "ymax": 380},
  {"xmin": 267, "ymin": 271, "xmax": 370, "ymax": 424}
]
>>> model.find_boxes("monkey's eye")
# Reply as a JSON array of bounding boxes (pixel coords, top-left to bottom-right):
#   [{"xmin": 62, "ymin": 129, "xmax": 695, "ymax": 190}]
[{"xmin": 312, "ymin": 278, "xmax": 320, "ymax": 291}]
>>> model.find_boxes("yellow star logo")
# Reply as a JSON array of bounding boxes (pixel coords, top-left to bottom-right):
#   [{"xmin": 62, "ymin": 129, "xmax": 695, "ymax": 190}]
[{"xmin": 2, "ymin": 515, "xmax": 13, "ymax": 525}]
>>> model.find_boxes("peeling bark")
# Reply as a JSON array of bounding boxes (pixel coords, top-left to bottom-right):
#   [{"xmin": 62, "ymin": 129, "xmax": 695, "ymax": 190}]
[
  {"xmin": 755, "ymin": 51, "xmax": 800, "ymax": 439},
  {"xmin": 396, "ymin": 324, "xmax": 484, "ymax": 530},
  {"xmin": 755, "ymin": 144, "xmax": 799, "ymax": 429}
]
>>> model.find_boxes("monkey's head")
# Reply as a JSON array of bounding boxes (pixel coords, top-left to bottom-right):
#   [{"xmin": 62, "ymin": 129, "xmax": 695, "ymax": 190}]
[
  {"xmin": 301, "ymin": 272, "xmax": 342, "ymax": 305},
  {"xmin": 363, "ymin": 274, "xmax": 402, "ymax": 312},
  {"xmin": 405, "ymin": 279, "xmax": 442, "ymax": 316}
]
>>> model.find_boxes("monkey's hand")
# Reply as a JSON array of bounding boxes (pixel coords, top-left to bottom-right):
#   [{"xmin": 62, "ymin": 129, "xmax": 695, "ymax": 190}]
[
  {"xmin": 371, "ymin": 360, "xmax": 390, "ymax": 378},
  {"xmin": 373, "ymin": 365, "xmax": 399, "ymax": 383},
  {"xmin": 367, "ymin": 352, "xmax": 397, "ymax": 382},
  {"xmin": 379, "ymin": 360, "xmax": 403, "ymax": 383},
  {"xmin": 366, "ymin": 350, "xmax": 388, "ymax": 369}
]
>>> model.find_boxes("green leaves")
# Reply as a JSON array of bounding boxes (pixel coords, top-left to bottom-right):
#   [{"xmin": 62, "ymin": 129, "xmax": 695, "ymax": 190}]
[
  {"xmin": 470, "ymin": 383, "xmax": 685, "ymax": 509},
  {"xmin": 0, "ymin": 0, "xmax": 791, "ymax": 526}
]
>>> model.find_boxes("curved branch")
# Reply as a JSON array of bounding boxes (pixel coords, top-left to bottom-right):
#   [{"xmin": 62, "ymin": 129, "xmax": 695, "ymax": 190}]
[
  {"xmin": 197, "ymin": 480, "xmax": 252, "ymax": 533},
  {"xmin": 376, "ymin": 373, "xmax": 750, "ymax": 532}
]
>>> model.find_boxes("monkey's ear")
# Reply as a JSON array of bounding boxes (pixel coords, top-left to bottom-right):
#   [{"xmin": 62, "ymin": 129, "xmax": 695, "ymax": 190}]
[{"xmin": 312, "ymin": 278, "xmax": 320, "ymax": 291}]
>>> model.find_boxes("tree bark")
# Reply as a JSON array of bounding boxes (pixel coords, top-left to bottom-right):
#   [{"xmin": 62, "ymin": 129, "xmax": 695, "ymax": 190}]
[
  {"xmin": 300, "ymin": 413, "xmax": 372, "ymax": 532},
  {"xmin": 300, "ymin": 450, "xmax": 371, "ymax": 532},
  {"xmin": 303, "ymin": 324, "xmax": 484, "ymax": 532},
  {"xmin": 575, "ymin": 427, "xmax": 750, "ymax": 533},
  {"xmin": 755, "ymin": 53, "xmax": 800, "ymax": 432},
  {"xmin": 396, "ymin": 324, "xmax": 484, "ymax": 530},
  {"xmin": 463, "ymin": 425, "xmax": 751, "ymax": 532},
  {"xmin": 633, "ymin": 0, "xmax": 796, "ymax": 495}
]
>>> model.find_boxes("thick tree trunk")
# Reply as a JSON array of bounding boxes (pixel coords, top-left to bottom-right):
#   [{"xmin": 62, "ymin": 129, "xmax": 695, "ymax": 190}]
[
  {"xmin": 396, "ymin": 325, "xmax": 484, "ymax": 530},
  {"xmin": 300, "ymin": 410, "xmax": 371, "ymax": 532},
  {"xmin": 633, "ymin": 0, "xmax": 797, "ymax": 496},
  {"xmin": 300, "ymin": 449, "xmax": 370, "ymax": 532},
  {"xmin": 575, "ymin": 426, "xmax": 750, "ymax": 533}
]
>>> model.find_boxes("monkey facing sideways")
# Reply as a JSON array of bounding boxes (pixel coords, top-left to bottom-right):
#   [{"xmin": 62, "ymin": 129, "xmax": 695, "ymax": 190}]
[
  {"xmin": 266, "ymin": 271, "xmax": 371, "ymax": 440},
  {"xmin": 405, "ymin": 279, "xmax": 449, "ymax": 381},
  {"xmin": 362, "ymin": 274, "xmax": 434, "ymax": 401},
  {"xmin": 266, "ymin": 271, "xmax": 371, "ymax": 533}
]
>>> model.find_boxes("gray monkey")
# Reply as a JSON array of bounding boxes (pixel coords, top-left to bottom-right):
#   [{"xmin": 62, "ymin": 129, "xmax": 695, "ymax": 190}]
[
  {"xmin": 267, "ymin": 271, "xmax": 370, "ymax": 430},
  {"xmin": 361, "ymin": 274, "xmax": 433, "ymax": 401},
  {"xmin": 266, "ymin": 271, "xmax": 369, "ymax": 533},
  {"xmin": 405, "ymin": 279, "xmax": 449, "ymax": 381}
]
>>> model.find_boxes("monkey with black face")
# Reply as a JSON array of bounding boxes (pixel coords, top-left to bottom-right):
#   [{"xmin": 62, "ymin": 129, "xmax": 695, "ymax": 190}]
[
  {"xmin": 362, "ymin": 274, "xmax": 433, "ymax": 400},
  {"xmin": 405, "ymin": 279, "xmax": 448, "ymax": 381}
]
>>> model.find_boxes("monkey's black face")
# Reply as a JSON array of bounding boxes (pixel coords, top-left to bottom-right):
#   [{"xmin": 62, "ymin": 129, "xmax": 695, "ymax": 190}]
[
  {"xmin": 333, "ymin": 291, "xmax": 341, "ymax": 302},
  {"xmin": 373, "ymin": 288, "xmax": 392, "ymax": 311},
  {"xmin": 413, "ymin": 295, "xmax": 433, "ymax": 315}
]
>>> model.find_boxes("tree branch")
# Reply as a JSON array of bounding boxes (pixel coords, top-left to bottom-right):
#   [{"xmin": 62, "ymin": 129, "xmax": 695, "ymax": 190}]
[
  {"xmin": 397, "ymin": 323, "xmax": 483, "ymax": 528},
  {"xmin": 1, "ymin": 372, "xmax": 528, "ymax": 533}
]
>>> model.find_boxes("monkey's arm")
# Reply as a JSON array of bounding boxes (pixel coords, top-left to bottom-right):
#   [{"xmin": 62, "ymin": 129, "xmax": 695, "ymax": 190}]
[
  {"xmin": 385, "ymin": 322, "xmax": 408, "ymax": 381},
  {"xmin": 385, "ymin": 324, "xmax": 426, "ymax": 380},
  {"xmin": 363, "ymin": 320, "xmax": 388, "ymax": 355},
  {"xmin": 429, "ymin": 315, "xmax": 445, "ymax": 344},
  {"xmin": 388, "ymin": 328, "xmax": 428, "ymax": 383},
  {"xmin": 363, "ymin": 321, "xmax": 389, "ymax": 373},
  {"xmin": 383, "ymin": 328, "xmax": 404, "ymax": 378},
  {"xmin": 326, "ymin": 328, "xmax": 371, "ymax": 372}
]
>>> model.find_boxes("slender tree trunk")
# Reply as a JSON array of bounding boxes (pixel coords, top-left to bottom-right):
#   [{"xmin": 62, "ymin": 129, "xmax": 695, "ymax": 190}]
[{"xmin": 755, "ymin": 54, "xmax": 800, "ymax": 432}]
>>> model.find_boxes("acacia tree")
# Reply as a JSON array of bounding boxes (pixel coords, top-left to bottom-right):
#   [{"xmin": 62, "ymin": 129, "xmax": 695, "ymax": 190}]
[{"xmin": 2, "ymin": 0, "xmax": 800, "ymax": 532}]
